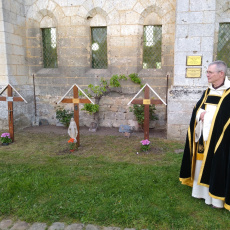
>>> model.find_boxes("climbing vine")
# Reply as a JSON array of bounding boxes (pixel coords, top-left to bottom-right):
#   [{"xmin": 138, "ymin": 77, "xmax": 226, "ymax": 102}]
[{"xmin": 80, "ymin": 73, "xmax": 143, "ymax": 115}]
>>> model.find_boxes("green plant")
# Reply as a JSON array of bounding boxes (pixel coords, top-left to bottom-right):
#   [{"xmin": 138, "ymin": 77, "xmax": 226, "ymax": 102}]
[
  {"xmin": 140, "ymin": 139, "xmax": 150, "ymax": 152},
  {"xmin": 129, "ymin": 73, "xmax": 141, "ymax": 85},
  {"xmin": 81, "ymin": 104, "xmax": 99, "ymax": 115},
  {"xmin": 110, "ymin": 74, "xmax": 127, "ymax": 87},
  {"xmin": 129, "ymin": 104, "xmax": 158, "ymax": 128},
  {"xmin": 0, "ymin": 133, "xmax": 12, "ymax": 144},
  {"xmin": 56, "ymin": 108, "xmax": 74, "ymax": 127}
]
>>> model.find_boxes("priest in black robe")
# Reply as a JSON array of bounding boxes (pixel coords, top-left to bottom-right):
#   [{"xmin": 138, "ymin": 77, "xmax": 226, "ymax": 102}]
[{"xmin": 180, "ymin": 60, "xmax": 230, "ymax": 210}]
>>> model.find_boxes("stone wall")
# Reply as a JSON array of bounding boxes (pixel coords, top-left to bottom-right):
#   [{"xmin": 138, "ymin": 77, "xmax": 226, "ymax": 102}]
[
  {"xmin": 167, "ymin": 0, "xmax": 217, "ymax": 140},
  {"xmin": 0, "ymin": 0, "xmax": 34, "ymax": 130},
  {"xmin": 21, "ymin": 0, "xmax": 175, "ymax": 130}
]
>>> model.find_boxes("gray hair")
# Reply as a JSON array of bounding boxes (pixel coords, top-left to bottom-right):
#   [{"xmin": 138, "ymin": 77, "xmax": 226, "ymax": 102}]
[{"xmin": 209, "ymin": 60, "xmax": 227, "ymax": 75}]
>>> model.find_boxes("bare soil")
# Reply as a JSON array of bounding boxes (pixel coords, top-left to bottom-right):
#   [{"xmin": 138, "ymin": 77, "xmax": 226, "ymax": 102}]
[{"xmin": 23, "ymin": 125, "xmax": 167, "ymax": 139}]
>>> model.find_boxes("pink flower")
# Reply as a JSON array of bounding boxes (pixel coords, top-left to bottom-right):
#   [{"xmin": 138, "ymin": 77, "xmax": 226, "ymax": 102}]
[
  {"xmin": 1, "ymin": 133, "xmax": 10, "ymax": 138},
  {"xmin": 141, "ymin": 139, "xmax": 150, "ymax": 145}
]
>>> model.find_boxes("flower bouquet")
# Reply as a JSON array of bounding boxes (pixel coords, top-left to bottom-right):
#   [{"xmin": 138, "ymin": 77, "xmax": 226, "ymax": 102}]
[
  {"xmin": 1, "ymin": 133, "xmax": 12, "ymax": 145},
  {"xmin": 140, "ymin": 139, "xmax": 150, "ymax": 152},
  {"xmin": 68, "ymin": 138, "xmax": 78, "ymax": 152}
]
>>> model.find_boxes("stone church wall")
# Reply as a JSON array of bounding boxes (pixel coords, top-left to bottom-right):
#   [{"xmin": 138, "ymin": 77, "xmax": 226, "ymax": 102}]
[
  {"xmin": 167, "ymin": 0, "xmax": 230, "ymax": 140},
  {"xmin": 0, "ymin": 0, "xmax": 176, "ymax": 131},
  {"xmin": 0, "ymin": 0, "xmax": 34, "ymax": 130}
]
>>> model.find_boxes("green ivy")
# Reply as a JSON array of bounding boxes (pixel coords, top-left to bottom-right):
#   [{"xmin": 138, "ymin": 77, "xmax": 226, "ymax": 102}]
[
  {"xmin": 129, "ymin": 104, "xmax": 158, "ymax": 127},
  {"xmin": 129, "ymin": 73, "xmax": 142, "ymax": 85},
  {"xmin": 81, "ymin": 104, "xmax": 99, "ymax": 115},
  {"xmin": 110, "ymin": 74, "xmax": 127, "ymax": 87}
]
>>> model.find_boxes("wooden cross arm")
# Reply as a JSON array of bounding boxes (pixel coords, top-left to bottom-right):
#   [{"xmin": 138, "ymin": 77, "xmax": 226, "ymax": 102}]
[
  {"xmin": 0, "ymin": 97, "xmax": 24, "ymax": 102},
  {"xmin": 61, "ymin": 98, "xmax": 92, "ymax": 104},
  {"xmin": 131, "ymin": 99, "xmax": 163, "ymax": 105}
]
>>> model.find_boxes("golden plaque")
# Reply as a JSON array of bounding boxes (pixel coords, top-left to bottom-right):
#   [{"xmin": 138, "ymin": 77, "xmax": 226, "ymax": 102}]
[
  {"xmin": 143, "ymin": 99, "xmax": 151, "ymax": 105},
  {"xmin": 186, "ymin": 56, "xmax": 202, "ymax": 66},
  {"xmin": 186, "ymin": 68, "xmax": 201, "ymax": 78},
  {"xmin": 73, "ymin": 99, "xmax": 79, "ymax": 103}
]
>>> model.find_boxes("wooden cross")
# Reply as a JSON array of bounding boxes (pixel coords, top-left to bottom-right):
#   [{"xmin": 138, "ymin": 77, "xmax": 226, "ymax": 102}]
[
  {"xmin": 58, "ymin": 84, "xmax": 94, "ymax": 146},
  {"xmin": 128, "ymin": 83, "xmax": 166, "ymax": 140},
  {"xmin": 0, "ymin": 84, "xmax": 27, "ymax": 142}
]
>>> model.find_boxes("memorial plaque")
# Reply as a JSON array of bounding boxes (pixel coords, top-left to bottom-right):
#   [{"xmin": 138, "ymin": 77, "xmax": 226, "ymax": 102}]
[
  {"xmin": 119, "ymin": 125, "xmax": 132, "ymax": 133},
  {"xmin": 186, "ymin": 68, "xmax": 201, "ymax": 78},
  {"xmin": 6, "ymin": 97, "xmax": 13, "ymax": 102},
  {"xmin": 143, "ymin": 99, "xmax": 150, "ymax": 105},
  {"xmin": 186, "ymin": 56, "xmax": 202, "ymax": 66},
  {"xmin": 73, "ymin": 98, "xmax": 79, "ymax": 103}
]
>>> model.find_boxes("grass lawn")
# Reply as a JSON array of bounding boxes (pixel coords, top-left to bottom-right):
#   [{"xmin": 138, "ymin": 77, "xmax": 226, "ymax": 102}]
[{"xmin": 0, "ymin": 128, "xmax": 230, "ymax": 229}]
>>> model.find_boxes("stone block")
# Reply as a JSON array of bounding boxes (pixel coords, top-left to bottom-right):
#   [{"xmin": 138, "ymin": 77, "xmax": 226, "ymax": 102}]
[
  {"xmin": 49, "ymin": 222, "xmax": 65, "ymax": 230},
  {"xmin": 11, "ymin": 221, "xmax": 30, "ymax": 230},
  {"xmin": 85, "ymin": 224, "xmax": 100, "ymax": 230},
  {"xmin": 201, "ymin": 37, "xmax": 214, "ymax": 52},
  {"xmin": 29, "ymin": 223, "xmax": 47, "ymax": 230},
  {"xmin": 190, "ymin": 0, "xmax": 215, "ymax": 11},
  {"xmin": 0, "ymin": 219, "xmax": 13, "ymax": 230},
  {"xmin": 99, "ymin": 119, "xmax": 113, "ymax": 127},
  {"xmin": 65, "ymin": 223, "xmax": 84, "ymax": 230},
  {"xmin": 105, "ymin": 111, "xmax": 116, "ymax": 120},
  {"xmin": 167, "ymin": 124, "xmax": 181, "ymax": 140},
  {"xmin": 177, "ymin": 0, "xmax": 189, "ymax": 12},
  {"xmin": 115, "ymin": 112, "xmax": 126, "ymax": 120},
  {"xmin": 120, "ymin": 25, "xmax": 140, "ymax": 36},
  {"xmin": 189, "ymin": 24, "xmax": 214, "ymax": 37}
]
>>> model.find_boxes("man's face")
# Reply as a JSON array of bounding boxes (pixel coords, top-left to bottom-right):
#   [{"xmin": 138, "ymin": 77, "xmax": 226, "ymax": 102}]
[{"xmin": 206, "ymin": 64, "xmax": 225, "ymax": 86}]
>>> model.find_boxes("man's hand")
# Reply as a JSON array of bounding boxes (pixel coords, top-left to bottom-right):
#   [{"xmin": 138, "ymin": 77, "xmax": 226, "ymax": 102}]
[{"xmin": 200, "ymin": 111, "xmax": 206, "ymax": 122}]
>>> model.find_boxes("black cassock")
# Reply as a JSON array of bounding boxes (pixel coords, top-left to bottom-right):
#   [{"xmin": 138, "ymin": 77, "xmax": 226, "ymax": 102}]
[{"xmin": 179, "ymin": 87, "xmax": 230, "ymax": 210}]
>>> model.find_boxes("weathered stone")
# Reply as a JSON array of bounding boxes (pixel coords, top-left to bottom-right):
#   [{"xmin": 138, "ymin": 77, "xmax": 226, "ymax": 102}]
[
  {"xmin": 48, "ymin": 222, "xmax": 65, "ymax": 230},
  {"xmin": 29, "ymin": 223, "xmax": 47, "ymax": 230},
  {"xmin": 85, "ymin": 225, "xmax": 100, "ymax": 230},
  {"xmin": 0, "ymin": 219, "xmax": 13, "ymax": 229},
  {"xmin": 64, "ymin": 224, "xmax": 84, "ymax": 230},
  {"xmin": 11, "ymin": 221, "xmax": 30, "ymax": 230}
]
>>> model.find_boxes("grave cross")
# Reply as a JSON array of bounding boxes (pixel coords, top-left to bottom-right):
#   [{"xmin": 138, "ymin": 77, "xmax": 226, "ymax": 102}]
[
  {"xmin": 0, "ymin": 84, "xmax": 27, "ymax": 142},
  {"xmin": 58, "ymin": 84, "xmax": 94, "ymax": 146},
  {"xmin": 128, "ymin": 83, "xmax": 166, "ymax": 140}
]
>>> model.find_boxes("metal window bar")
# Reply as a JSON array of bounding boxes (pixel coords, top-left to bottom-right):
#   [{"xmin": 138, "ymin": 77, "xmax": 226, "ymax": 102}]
[
  {"xmin": 42, "ymin": 28, "xmax": 58, "ymax": 68},
  {"xmin": 91, "ymin": 27, "xmax": 107, "ymax": 69},
  {"xmin": 217, "ymin": 23, "xmax": 230, "ymax": 67},
  {"xmin": 143, "ymin": 25, "xmax": 162, "ymax": 69}
]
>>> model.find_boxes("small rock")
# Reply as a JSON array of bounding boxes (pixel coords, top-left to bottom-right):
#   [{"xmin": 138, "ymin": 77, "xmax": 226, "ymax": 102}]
[
  {"xmin": 48, "ymin": 222, "xmax": 65, "ymax": 230},
  {"xmin": 65, "ymin": 224, "xmax": 84, "ymax": 230},
  {"xmin": 11, "ymin": 221, "xmax": 30, "ymax": 230},
  {"xmin": 85, "ymin": 224, "xmax": 100, "ymax": 230},
  {"xmin": 103, "ymin": 227, "xmax": 121, "ymax": 230},
  {"xmin": 29, "ymin": 223, "xmax": 47, "ymax": 230},
  {"xmin": 0, "ymin": 219, "xmax": 13, "ymax": 229}
]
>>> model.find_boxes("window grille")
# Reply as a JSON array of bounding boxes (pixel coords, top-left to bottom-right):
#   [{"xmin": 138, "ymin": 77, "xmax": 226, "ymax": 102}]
[
  {"xmin": 42, "ymin": 28, "xmax": 58, "ymax": 68},
  {"xmin": 217, "ymin": 23, "xmax": 230, "ymax": 67},
  {"xmin": 91, "ymin": 27, "xmax": 107, "ymax": 69},
  {"xmin": 143, "ymin": 25, "xmax": 162, "ymax": 69}
]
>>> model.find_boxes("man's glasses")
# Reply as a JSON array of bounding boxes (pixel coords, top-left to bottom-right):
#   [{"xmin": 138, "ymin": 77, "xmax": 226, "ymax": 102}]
[{"xmin": 206, "ymin": 71, "xmax": 222, "ymax": 74}]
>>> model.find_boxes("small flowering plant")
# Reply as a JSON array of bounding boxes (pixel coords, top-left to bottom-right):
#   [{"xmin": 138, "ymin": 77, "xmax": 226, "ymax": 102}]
[
  {"xmin": 140, "ymin": 139, "xmax": 150, "ymax": 152},
  {"xmin": 1, "ymin": 133, "xmax": 12, "ymax": 144},
  {"xmin": 68, "ymin": 138, "xmax": 78, "ymax": 151}
]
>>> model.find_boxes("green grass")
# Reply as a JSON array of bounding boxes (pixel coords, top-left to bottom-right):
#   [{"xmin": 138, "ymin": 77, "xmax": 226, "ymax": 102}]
[{"xmin": 0, "ymin": 129, "xmax": 230, "ymax": 229}]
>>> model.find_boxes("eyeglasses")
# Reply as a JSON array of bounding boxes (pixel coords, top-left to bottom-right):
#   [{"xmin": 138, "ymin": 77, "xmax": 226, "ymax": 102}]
[{"xmin": 206, "ymin": 71, "xmax": 222, "ymax": 74}]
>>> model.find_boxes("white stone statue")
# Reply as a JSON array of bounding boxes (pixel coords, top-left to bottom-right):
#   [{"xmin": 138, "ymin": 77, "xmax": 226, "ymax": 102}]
[{"xmin": 68, "ymin": 118, "xmax": 78, "ymax": 142}]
